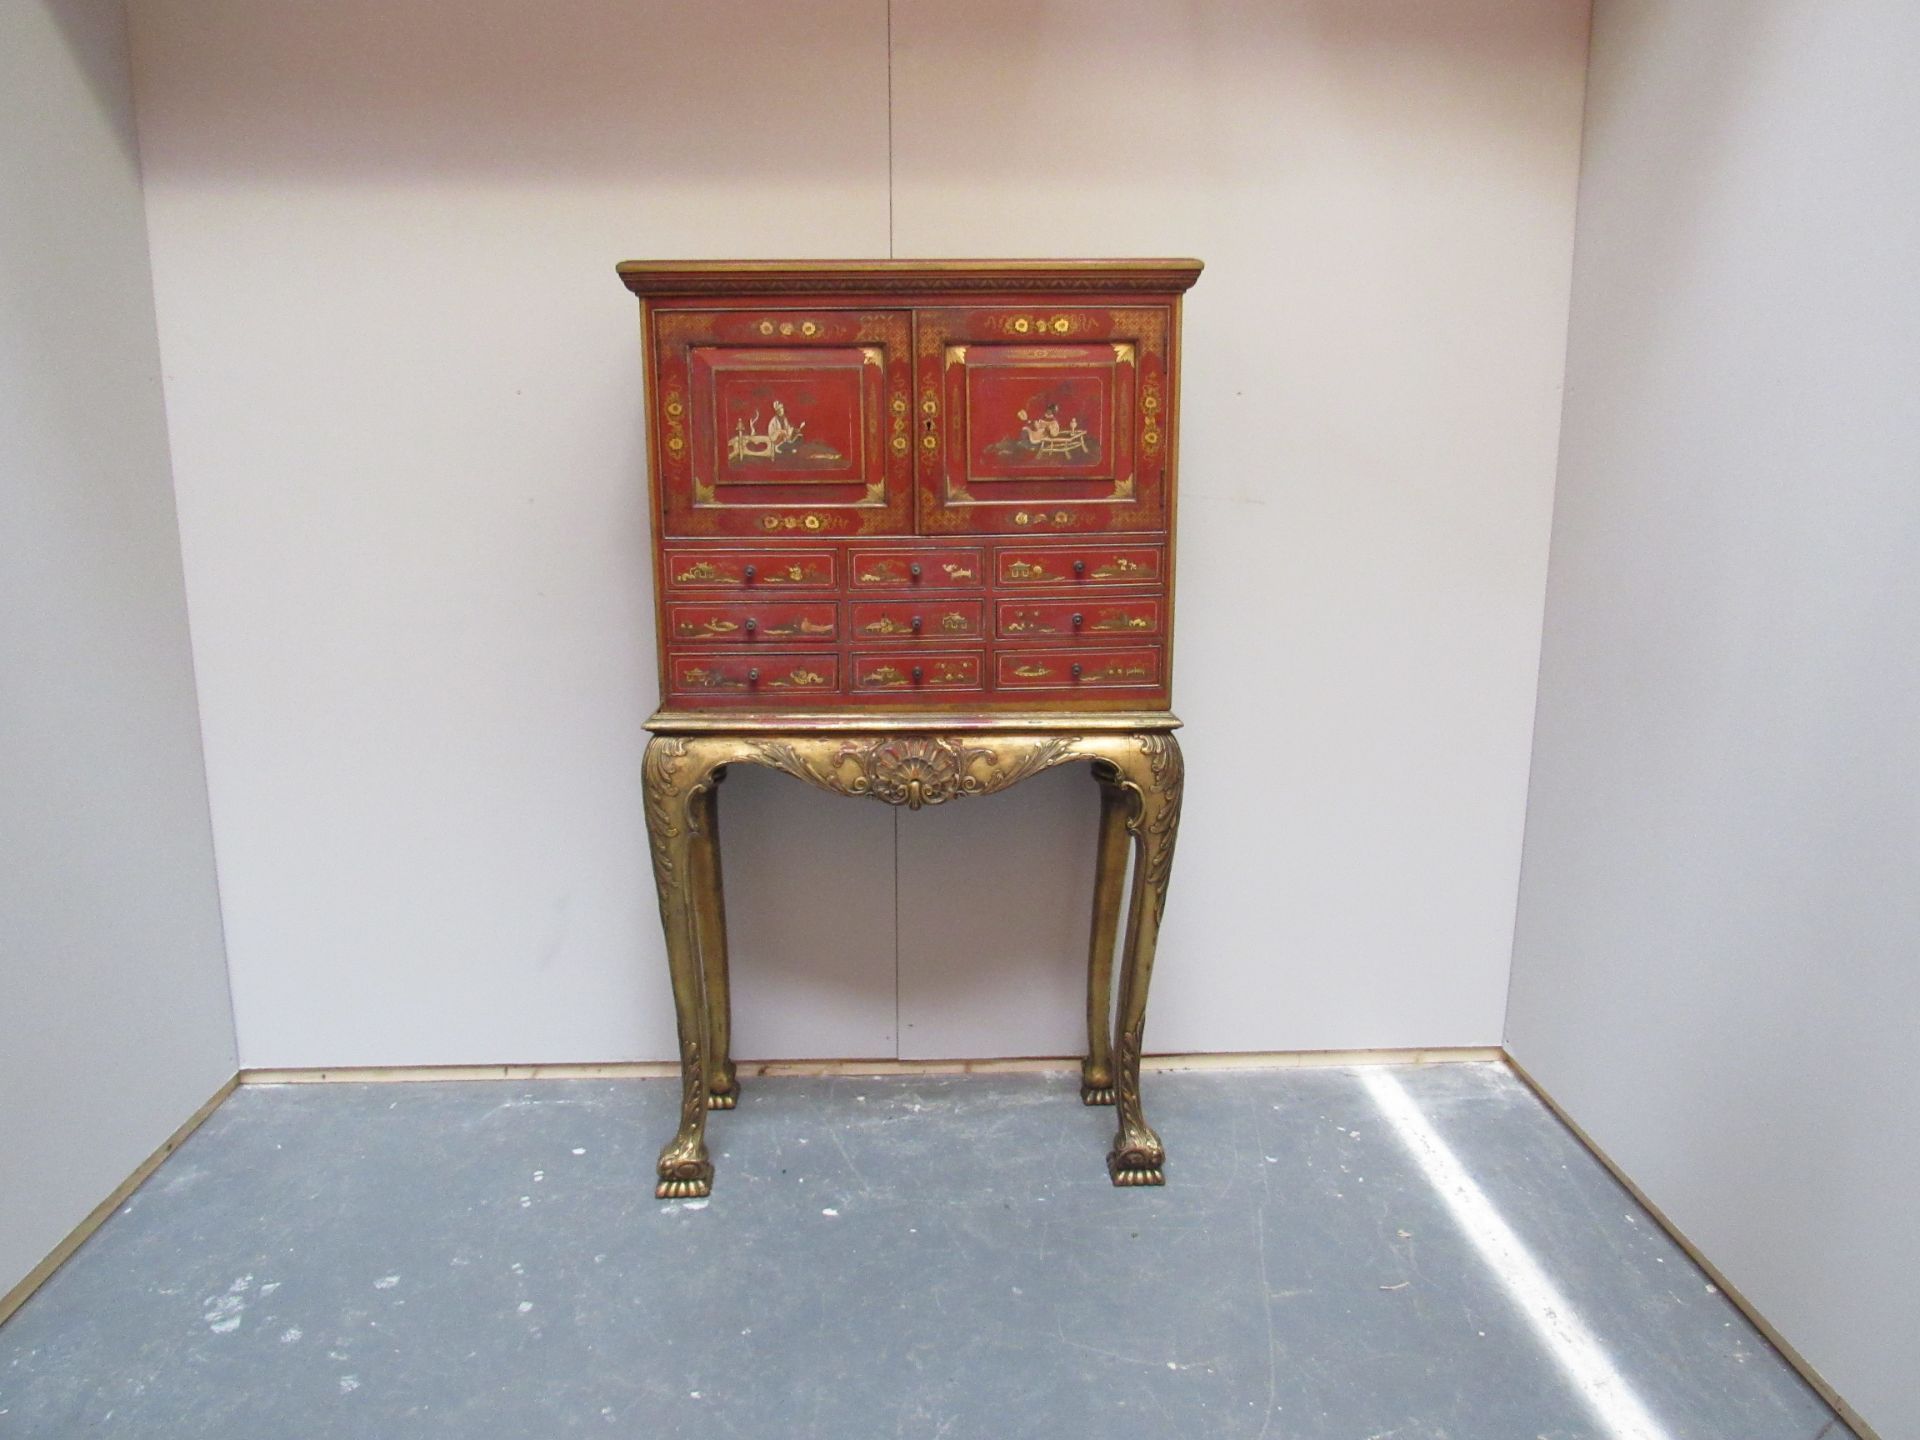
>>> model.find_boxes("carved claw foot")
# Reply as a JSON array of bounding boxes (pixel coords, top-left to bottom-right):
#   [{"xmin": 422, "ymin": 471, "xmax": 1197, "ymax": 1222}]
[
  {"xmin": 1107, "ymin": 1147, "xmax": 1166, "ymax": 1186},
  {"xmin": 706, "ymin": 1061, "xmax": 739, "ymax": 1110},
  {"xmin": 1080, "ymin": 1060, "xmax": 1115, "ymax": 1106},
  {"xmin": 1107, "ymin": 1123, "xmax": 1166, "ymax": 1187},
  {"xmin": 655, "ymin": 1158, "xmax": 713, "ymax": 1200},
  {"xmin": 655, "ymin": 1142, "xmax": 713, "ymax": 1200}
]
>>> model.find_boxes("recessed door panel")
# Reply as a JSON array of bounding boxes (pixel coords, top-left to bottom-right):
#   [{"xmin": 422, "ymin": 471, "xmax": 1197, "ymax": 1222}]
[
  {"xmin": 916, "ymin": 306, "xmax": 1172, "ymax": 536},
  {"xmin": 701, "ymin": 348, "xmax": 870, "ymax": 488},
  {"xmin": 651, "ymin": 308, "xmax": 914, "ymax": 537}
]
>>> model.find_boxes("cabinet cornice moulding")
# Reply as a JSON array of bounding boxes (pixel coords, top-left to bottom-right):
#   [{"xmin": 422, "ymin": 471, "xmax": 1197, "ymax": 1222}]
[{"xmin": 616, "ymin": 258, "xmax": 1204, "ymax": 299}]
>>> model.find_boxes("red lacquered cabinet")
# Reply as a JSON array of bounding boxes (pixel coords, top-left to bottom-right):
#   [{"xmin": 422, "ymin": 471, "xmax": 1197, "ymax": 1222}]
[{"xmin": 619, "ymin": 260, "xmax": 1201, "ymax": 722}]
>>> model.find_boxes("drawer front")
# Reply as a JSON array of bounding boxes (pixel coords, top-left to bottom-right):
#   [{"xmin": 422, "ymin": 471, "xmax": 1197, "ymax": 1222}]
[
  {"xmin": 852, "ymin": 600, "xmax": 984, "ymax": 642},
  {"xmin": 663, "ymin": 548, "xmax": 835, "ymax": 592},
  {"xmin": 651, "ymin": 308, "xmax": 914, "ymax": 537},
  {"xmin": 850, "ymin": 651, "xmax": 985, "ymax": 694},
  {"xmin": 668, "ymin": 601, "xmax": 838, "ymax": 645},
  {"xmin": 995, "ymin": 596, "xmax": 1162, "ymax": 641},
  {"xmin": 994, "ymin": 546, "xmax": 1164, "ymax": 588},
  {"xmin": 915, "ymin": 306, "xmax": 1172, "ymax": 535},
  {"xmin": 668, "ymin": 652, "xmax": 839, "ymax": 697},
  {"xmin": 996, "ymin": 646, "xmax": 1162, "ymax": 690},
  {"xmin": 848, "ymin": 547, "xmax": 985, "ymax": 588}
]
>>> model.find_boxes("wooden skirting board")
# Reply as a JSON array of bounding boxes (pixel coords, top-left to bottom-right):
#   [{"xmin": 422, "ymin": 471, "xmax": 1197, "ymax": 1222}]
[
  {"xmin": 0, "ymin": 1047, "xmax": 1879, "ymax": 1438},
  {"xmin": 0, "ymin": 1074, "xmax": 237, "ymax": 1330},
  {"xmin": 238, "ymin": 1046, "xmax": 1502, "ymax": 1086},
  {"xmin": 1504, "ymin": 1054, "xmax": 1883, "ymax": 1440}
]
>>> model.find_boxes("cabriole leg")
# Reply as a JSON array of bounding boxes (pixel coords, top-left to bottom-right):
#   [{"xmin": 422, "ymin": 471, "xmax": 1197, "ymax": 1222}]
[
  {"xmin": 644, "ymin": 736, "xmax": 716, "ymax": 1199},
  {"xmin": 1080, "ymin": 767, "xmax": 1131, "ymax": 1105},
  {"xmin": 1105, "ymin": 734, "xmax": 1184, "ymax": 1187},
  {"xmin": 690, "ymin": 772, "xmax": 738, "ymax": 1110}
]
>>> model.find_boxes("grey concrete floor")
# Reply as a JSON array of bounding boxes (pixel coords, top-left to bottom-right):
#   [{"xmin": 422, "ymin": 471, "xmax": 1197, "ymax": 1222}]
[{"xmin": 0, "ymin": 1064, "xmax": 1851, "ymax": 1439}]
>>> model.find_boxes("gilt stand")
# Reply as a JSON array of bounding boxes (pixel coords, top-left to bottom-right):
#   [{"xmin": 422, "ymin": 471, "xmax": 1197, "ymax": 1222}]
[{"xmin": 641, "ymin": 726, "xmax": 1184, "ymax": 1199}]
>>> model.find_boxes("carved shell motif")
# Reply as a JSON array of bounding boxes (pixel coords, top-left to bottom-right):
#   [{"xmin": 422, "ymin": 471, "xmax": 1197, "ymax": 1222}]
[{"xmin": 837, "ymin": 737, "xmax": 982, "ymax": 809}]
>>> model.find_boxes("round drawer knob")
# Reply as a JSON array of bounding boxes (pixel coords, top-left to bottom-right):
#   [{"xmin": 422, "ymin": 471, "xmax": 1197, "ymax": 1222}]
[
  {"xmin": 1073, "ymin": 560, "xmax": 1086, "ymax": 577},
  {"xmin": 747, "ymin": 668, "xmax": 760, "ymax": 685},
  {"xmin": 745, "ymin": 618, "xmax": 757, "ymax": 635},
  {"xmin": 912, "ymin": 665, "xmax": 924, "ymax": 684},
  {"xmin": 910, "ymin": 562, "xmax": 923, "ymax": 579},
  {"xmin": 743, "ymin": 564, "xmax": 757, "ymax": 582},
  {"xmin": 1071, "ymin": 662, "xmax": 1084, "ymax": 680},
  {"xmin": 911, "ymin": 615, "xmax": 923, "ymax": 633},
  {"xmin": 1071, "ymin": 612, "xmax": 1084, "ymax": 629}
]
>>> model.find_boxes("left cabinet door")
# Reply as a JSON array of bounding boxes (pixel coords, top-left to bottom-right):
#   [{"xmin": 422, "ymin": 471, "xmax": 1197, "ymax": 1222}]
[{"xmin": 649, "ymin": 308, "xmax": 915, "ymax": 537}]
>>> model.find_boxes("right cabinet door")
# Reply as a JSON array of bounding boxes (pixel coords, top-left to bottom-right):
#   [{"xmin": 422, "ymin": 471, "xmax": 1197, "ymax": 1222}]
[{"xmin": 915, "ymin": 305, "xmax": 1172, "ymax": 536}]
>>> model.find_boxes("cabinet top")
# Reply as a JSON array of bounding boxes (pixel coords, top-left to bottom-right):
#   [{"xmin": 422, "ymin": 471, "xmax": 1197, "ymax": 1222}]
[{"xmin": 616, "ymin": 258, "xmax": 1203, "ymax": 299}]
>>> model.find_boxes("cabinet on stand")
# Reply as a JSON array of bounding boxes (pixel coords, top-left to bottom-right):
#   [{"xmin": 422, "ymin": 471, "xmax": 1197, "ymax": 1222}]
[{"xmin": 620, "ymin": 259, "xmax": 1201, "ymax": 1198}]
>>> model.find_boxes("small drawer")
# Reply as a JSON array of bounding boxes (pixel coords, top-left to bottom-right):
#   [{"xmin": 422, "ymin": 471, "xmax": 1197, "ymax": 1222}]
[
  {"xmin": 994, "ymin": 546, "xmax": 1164, "ymax": 587},
  {"xmin": 669, "ymin": 652, "xmax": 839, "ymax": 696},
  {"xmin": 995, "ymin": 596, "xmax": 1162, "ymax": 641},
  {"xmin": 850, "ymin": 650, "xmax": 984, "ymax": 693},
  {"xmin": 849, "ymin": 547, "xmax": 985, "ymax": 589},
  {"xmin": 668, "ymin": 601, "xmax": 838, "ymax": 645},
  {"xmin": 852, "ymin": 600, "xmax": 985, "ymax": 642},
  {"xmin": 996, "ymin": 646, "xmax": 1162, "ymax": 690},
  {"xmin": 663, "ymin": 548, "xmax": 835, "ymax": 591}
]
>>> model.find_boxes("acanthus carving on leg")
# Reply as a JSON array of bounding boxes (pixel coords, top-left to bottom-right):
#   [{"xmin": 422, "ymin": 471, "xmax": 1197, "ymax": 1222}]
[
  {"xmin": 642, "ymin": 736, "xmax": 695, "ymax": 891},
  {"xmin": 1130, "ymin": 732, "xmax": 1185, "ymax": 923}
]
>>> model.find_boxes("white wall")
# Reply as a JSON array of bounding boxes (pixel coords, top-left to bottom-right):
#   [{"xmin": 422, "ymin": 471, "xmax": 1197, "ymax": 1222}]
[
  {"xmin": 129, "ymin": 0, "xmax": 1589, "ymax": 1067},
  {"xmin": 892, "ymin": 0, "xmax": 1589, "ymax": 1056},
  {"xmin": 128, "ymin": 0, "xmax": 899, "ymax": 1068},
  {"xmin": 0, "ymin": 0, "xmax": 236, "ymax": 1299},
  {"xmin": 1506, "ymin": 5, "xmax": 1920, "ymax": 1437}
]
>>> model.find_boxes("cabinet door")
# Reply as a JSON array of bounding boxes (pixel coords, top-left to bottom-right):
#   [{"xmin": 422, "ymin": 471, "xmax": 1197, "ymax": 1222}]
[
  {"xmin": 915, "ymin": 306, "xmax": 1172, "ymax": 536},
  {"xmin": 651, "ymin": 308, "xmax": 914, "ymax": 537}
]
